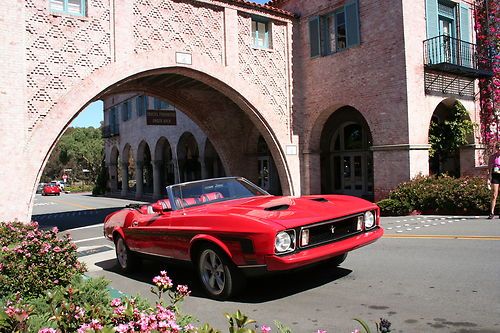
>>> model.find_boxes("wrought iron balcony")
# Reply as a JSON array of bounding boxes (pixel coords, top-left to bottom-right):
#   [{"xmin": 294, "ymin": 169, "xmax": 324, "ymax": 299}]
[
  {"xmin": 101, "ymin": 124, "xmax": 120, "ymax": 138},
  {"xmin": 423, "ymin": 35, "xmax": 493, "ymax": 78}
]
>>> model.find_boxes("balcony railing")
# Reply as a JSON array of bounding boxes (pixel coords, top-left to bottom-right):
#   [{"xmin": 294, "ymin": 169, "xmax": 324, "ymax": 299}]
[
  {"xmin": 423, "ymin": 35, "xmax": 492, "ymax": 78},
  {"xmin": 101, "ymin": 124, "xmax": 120, "ymax": 138}
]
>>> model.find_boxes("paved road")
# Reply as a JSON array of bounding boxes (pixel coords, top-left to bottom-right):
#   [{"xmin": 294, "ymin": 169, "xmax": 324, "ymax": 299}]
[{"xmin": 33, "ymin": 193, "xmax": 500, "ymax": 333}]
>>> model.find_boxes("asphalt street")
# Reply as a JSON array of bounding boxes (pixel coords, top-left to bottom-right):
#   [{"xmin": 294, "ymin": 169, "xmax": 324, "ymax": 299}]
[{"xmin": 33, "ymin": 192, "xmax": 500, "ymax": 333}]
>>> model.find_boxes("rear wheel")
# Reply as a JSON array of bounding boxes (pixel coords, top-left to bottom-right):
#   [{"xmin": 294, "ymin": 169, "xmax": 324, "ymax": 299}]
[
  {"xmin": 196, "ymin": 245, "xmax": 243, "ymax": 300},
  {"xmin": 114, "ymin": 236, "xmax": 140, "ymax": 273}
]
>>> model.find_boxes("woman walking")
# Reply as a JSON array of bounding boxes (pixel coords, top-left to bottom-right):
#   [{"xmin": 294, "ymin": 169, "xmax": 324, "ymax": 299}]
[{"xmin": 487, "ymin": 142, "xmax": 500, "ymax": 219}]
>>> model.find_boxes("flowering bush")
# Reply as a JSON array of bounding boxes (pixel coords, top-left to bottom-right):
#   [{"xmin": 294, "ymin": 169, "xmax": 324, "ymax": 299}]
[
  {"xmin": 0, "ymin": 221, "xmax": 85, "ymax": 298},
  {"xmin": 378, "ymin": 175, "xmax": 490, "ymax": 216},
  {"xmin": 475, "ymin": 0, "xmax": 499, "ymax": 146}
]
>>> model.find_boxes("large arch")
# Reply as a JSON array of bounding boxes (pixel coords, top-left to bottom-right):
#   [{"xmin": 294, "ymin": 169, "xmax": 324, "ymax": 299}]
[
  {"xmin": 428, "ymin": 98, "xmax": 475, "ymax": 177},
  {"xmin": 303, "ymin": 105, "xmax": 374, "ymax": 198},
  {"xmin": 17, "ymin": 50, "xmax": 298, "ymax": 221}
]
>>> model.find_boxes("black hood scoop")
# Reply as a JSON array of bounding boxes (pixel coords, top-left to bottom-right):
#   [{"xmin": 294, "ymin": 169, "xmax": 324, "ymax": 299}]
[
  {"xmin": 310, "ymin": 197, "xmax": 329, "ymax": 202},
  {"xmin": 264, "ymin": 204, "xmax": 290, "ymax": 211}
]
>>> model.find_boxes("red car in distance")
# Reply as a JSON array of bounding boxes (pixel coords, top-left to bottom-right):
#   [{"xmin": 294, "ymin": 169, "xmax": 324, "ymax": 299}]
[
  {"xmin": 41, "ymin": 184, "xmax": 61, "ymax": 196},
  {"xmin": 104, "ymin": 177, "xmax": 383, "ymax": 299}
]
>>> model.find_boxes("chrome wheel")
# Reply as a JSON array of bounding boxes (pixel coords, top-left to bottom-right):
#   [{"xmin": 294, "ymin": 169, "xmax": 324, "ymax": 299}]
[{"xmin": 199, "ymin": 249, "xmax": 226, "ymax": 295}]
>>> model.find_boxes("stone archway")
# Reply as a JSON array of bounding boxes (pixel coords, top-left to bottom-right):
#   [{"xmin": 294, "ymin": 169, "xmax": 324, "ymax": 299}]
[
  {"xmin": 153, "ymin": 137, "xmax": 174, "ymax": 199},
  {"xmin": 177, "ymin": 132, "xmax": 201, "ymax": 183},
  {"xmin": 15, "ymin": 57, "xmax": 298, "ymax": 221},
  {"xmin": 136, "ymin": 140, "xmax": 153, "ymax": 198},
  {"xmin": 428, "ymin": 99, "xmax": 475, "ymax": 177},
  {"xmin": 318, "ymin": 106, "xmax": 374, "ymax": 199}
]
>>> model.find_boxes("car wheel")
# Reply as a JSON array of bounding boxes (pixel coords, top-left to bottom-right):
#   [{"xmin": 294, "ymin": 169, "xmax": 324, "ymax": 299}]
[
  {"xmin": 328, "ymin": 253, "xmax": 348, "ymax": 267},
  {"xmin": 114, "ymin": 236, "xmax": 139, "ymax": 273},
  {"xmin": 196, "ymin": 246, "xmax": 243, "ymax": 300}
]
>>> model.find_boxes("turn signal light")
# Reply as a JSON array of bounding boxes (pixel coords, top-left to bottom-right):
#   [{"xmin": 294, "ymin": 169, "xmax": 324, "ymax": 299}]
[{"xmin": 301, "ymin": 229, "xmax": 310, "ymax": 246}]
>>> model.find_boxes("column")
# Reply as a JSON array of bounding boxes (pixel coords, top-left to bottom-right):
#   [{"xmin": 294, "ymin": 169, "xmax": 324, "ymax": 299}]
[
  {"xmin": 121, "ymin": 161, "xmax": 129, "ymax": 196},
  {"xmin": 135, "ymin": 161, "xmax": 144, "ymax": 199},
  {"xmin": 153, "ymin": 160, "xmax": 162, "ymax": 200},
  {"xmin": 172, "ymin": 158, "xmax": 181, "ymax": 184}
]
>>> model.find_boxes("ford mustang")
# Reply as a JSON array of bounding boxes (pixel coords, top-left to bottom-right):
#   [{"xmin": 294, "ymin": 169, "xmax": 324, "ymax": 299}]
[{"xmin": 103, "ymin": 177, "xmax": 383, "ymax": 299}]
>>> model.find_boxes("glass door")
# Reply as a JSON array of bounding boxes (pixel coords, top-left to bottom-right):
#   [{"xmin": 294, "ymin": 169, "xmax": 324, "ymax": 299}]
[{"xmin": 439, "ymin": 17, "xmax": 455, "ymax": 64}]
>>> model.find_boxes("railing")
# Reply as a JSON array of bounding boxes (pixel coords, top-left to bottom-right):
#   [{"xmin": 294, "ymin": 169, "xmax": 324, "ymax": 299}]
[
  {"xmin": 424, "ymin": 35, "xmax": 477, "ymax": 69},
  {"xmin": 101, "ymin": 124, "xmax": 120, "ymax": 138}
]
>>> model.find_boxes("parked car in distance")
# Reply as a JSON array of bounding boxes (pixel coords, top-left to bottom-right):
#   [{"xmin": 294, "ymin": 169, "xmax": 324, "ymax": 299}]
[
  {"xmin": 104, "ymin": 177, "xmax": 383, "ymax": 300},
  {"xmin": 50, "ymin": 180, "xmax": 65, "ymax": 191},
  {"xmin": 36, "ymin": 183, "xmax": 45, "ymax": 194},
  {"xmin": 42, "ymin": 184, "xmax": 61, "ymax": 196}
]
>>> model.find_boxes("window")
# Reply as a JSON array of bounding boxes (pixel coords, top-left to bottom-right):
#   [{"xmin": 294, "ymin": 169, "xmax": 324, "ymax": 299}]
[
  {"xmin": 426, "ymin": 0, "xmax": 470, "ymax": 42},
  {"xmin": 49, "ymin": 0, "xmax": 86, "ymax": 16},
  {"xmin": 154, "ymin": 98, "xmax": 170, "ymax": 110},
  {"xmin": 122, "ymin": 101, "xmax": 131, "ymax": 122},
  {"xmin": 110, "ymin": 107, "xmax": 119, "ymax": 134},
  {"xmin": 309, "ymin": 0, "xmax": 359, "ymax": 57},
  {"xmin": 252, "ymin": 18, "xmax": 272, "ymax": 49},
  {"xmin": 136, "ymin": 96, "xmax": 148, "ymax": 117}
]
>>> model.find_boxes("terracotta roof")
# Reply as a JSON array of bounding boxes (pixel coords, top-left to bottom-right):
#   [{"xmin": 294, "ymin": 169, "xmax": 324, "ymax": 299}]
[{"xmin": 219, "ymin": 0, "xmax": 294, "ymax": 18}]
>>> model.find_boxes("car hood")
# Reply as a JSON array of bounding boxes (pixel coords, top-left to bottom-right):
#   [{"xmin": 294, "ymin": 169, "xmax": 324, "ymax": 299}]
[{"xmin": 204, "ymin": 195, "xmax": 376, "ymax": 229}]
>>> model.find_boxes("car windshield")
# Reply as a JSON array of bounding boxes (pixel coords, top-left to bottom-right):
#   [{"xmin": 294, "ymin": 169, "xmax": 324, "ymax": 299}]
[{"xmin": 168, "ymin": 177, "xmax": 269, "ymax": 210}]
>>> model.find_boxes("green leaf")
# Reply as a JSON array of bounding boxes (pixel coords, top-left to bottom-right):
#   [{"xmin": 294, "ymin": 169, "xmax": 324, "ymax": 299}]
[{"xmin": 353, "ymin": 318, "xmax": 372, "ymax": 333}]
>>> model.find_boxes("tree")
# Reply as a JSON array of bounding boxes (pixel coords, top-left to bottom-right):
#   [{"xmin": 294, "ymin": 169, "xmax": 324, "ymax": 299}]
[{"xmin": 56, "ymin": 127, "xmax": 104, "ymax": 183}]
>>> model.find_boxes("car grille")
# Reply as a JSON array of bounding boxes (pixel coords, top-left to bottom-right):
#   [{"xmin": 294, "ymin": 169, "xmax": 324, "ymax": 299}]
[{"xmin": 299, "ymin": 214, "xmax": 362, "ymax": 249}]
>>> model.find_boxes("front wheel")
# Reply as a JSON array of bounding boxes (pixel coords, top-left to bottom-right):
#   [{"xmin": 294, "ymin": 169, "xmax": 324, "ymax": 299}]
[
  {"xmin": 114, "ymin": 236, "xmax": 140, "ymax": 273},
  {"xmin": 196, "ymin": 246, "xmax": 243, "ymax": 300},
  {"xmin": 328, "ymin": 253, "xmax": 348, "ymax": 267}
]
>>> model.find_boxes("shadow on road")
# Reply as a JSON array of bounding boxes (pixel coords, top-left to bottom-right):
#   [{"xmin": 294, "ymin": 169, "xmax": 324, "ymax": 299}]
[
  {"xmin": 95, "ymin": 257, "xmax": 352, "ymax": 303},
  {"xmin": 33, "ymin": 207, "xmax": 122, "ymax": 231}
]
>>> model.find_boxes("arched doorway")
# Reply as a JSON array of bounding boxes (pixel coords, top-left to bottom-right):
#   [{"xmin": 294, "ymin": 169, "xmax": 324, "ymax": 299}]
[
  {"xmin": 177, "ymin": 132, "xmax": 201, "ymax": 182},
  {"xmin": 122, "ymin": 144, "xmax": 136, "ymax": 195},
  {"xmin": 428, "ymin": 100, "xmax": 474, "ymax": 177},
  {"xmin": 204, "ymin": 139, "xmax": 225, "ymax": 179},
  {"xmin": 137, "ymin": 141, "xmax": 153, "ymax": 196},
  {"xmin": 320, "ymin": 106, "xmax": 373, "ymax": 198},
  {"xmin": 154, "ymin": 137, "xmax": 175, "ymax": 193},
  {"xmin": 108, "ymin": 146, "xmax": 121, "ymax": 192}
]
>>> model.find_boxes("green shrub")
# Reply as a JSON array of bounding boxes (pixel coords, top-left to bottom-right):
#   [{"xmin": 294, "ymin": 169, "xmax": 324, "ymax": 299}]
[
  {"xmin": 377, "ymin": 199, "xmax": 412, "ymax": 216},
  {"xmin": 0, "ymin": 222, "xmax": 86, "ymax": 298},
  {"xmin": 64, "ymin": 184, "xmax": 94, "ymax": 193},
  {"xmin": 378, "ymin": 175, "xmax": 490, "ymax": 216}
]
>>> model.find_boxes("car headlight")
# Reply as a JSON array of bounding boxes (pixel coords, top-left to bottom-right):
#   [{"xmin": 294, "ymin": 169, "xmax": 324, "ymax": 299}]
[
  {"xmin": 275, "ymin": 230, "xmax": 296, "ymax": 254},
  {"xmin": 364, "ymin": 211, "xmax": 375, "ymax": 229}
]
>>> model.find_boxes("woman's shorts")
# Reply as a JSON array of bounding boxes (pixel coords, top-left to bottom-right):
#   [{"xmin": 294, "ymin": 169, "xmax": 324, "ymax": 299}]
[{"xmin": 492, "ymin": 172, "xmax": 500, "ymax": 184}]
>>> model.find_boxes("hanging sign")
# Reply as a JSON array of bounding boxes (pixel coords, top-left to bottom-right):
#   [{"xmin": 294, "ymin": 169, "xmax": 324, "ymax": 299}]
[{"xmin": 147, "ymin": 110, "xmax": 177, "ymax": 125}]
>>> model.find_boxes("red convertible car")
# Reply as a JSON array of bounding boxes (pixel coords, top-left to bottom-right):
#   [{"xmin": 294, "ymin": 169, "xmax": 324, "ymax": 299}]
[
  {"xmin": 104, "ymin": 177, "xmax": 383, "ymax": 299},
  {"xmin": 41, "ymin": 184, "xmax": 61, "ymax": 196}
]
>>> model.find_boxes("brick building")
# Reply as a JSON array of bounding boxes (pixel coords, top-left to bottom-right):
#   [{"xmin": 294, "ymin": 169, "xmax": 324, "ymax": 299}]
[{"xmin": 0, "ymin": 0, "xmax": 491, "ymax": 221}]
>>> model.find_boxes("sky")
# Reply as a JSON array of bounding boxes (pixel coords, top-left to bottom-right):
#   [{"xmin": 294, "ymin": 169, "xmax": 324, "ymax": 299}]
[
  {"xmin": 70, "ymin": 101, "xmax": 104, "ymax": 128},
  {"xmin": 70, "ymin": 0, "xmax": 270, "ymax": 128}
]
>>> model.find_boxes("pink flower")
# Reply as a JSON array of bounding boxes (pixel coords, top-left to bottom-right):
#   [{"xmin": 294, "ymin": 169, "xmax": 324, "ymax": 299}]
[
  {"xmin": 38, "ymin": 329, "xmax": 58, "ymax": 333},
  {"xmin": 176, "ymin": 284, "xmax": 191, "ymax": 296},
  {"xmin": 111, "ymin": 298, "xmax": 122, "ymax": 307},
  {"xmin": 317, "ymin": 330, "xmax": 327, "ymax": 333},
  {"xmin": 53, "ymin": 246, "xmax": 62, "ymax": 253},
  {"xmin": 352, "ymin": 330, "xmax": 361, "ymax": 333},
  {"xmin": 261, "ymin": 325, "xmax": 271, "ymax": 333}
]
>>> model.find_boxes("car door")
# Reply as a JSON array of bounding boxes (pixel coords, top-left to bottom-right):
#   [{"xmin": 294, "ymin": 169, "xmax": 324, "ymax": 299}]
[{"xmin": 127, "ymin": 210, "xmax": 171, "ymax": 256}]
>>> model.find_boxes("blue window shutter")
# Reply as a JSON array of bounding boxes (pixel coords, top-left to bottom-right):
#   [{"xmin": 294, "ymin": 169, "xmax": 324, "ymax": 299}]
[
  {"xmin": 459, "ymin": 3, "xmax": 471, "ymax": 43},
  {"xmin": 345, "ymin": 0, "xmax": 360, "ymax": 47},
  {"xmin": 321, "ymin": 16, "xmax": 330, "ymax": 55},
  {"xmin": 425, "ymin": 0, "xmax": 439, "ymax": 38},
  {"xmin": 309, "ymin": 17, "xmax": 321, "ymax": 57}
]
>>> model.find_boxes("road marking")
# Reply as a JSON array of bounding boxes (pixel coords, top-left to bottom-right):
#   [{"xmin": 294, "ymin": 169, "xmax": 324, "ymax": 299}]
[
  {"xmin": 73, "ymin": 236, "xmax": 106, "ymax": 244},
  {"xmin": 51, "ymin": 199, "xmax": 95, "ymax": 210},
  {"xmin": 384, "ymin": 235, "xmax": 500, "ymax": 241},
  {"xmin": 66, "ymin": 224, "xmax": 103, "ymax": 232}
]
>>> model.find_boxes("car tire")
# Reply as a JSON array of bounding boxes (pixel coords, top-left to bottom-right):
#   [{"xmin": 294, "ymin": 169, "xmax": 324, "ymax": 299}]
[
  {"xmin": 196, "ymin": 245, "xmax": 244, "ymax": 300},
  {"xmin": 328, "ymin": 253, "xmax": 348, "ymax": 267},
  {"xmin": 114, "ymin": 236, "xmax": 140, "ymax": 273}
]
